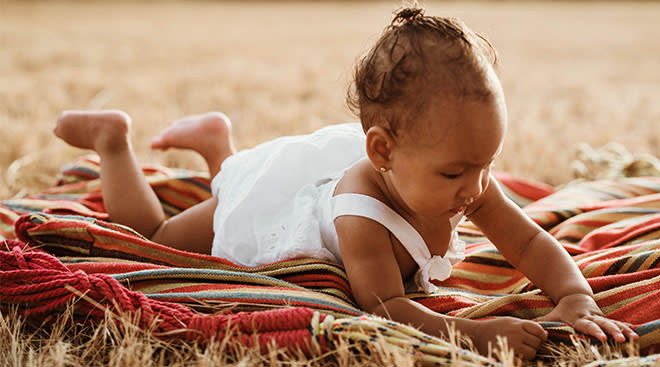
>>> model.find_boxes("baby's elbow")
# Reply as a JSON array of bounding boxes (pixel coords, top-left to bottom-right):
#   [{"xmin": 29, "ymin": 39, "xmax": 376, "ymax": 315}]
[
  {"xmin": 356, "ymin": 298, "xmax": 383, "ymax": 315},
  {"xmin": 366, "ymin": 303, "xmax": 388, "ymax": 318},
  {"xmin": 360, "ymin": 296, "xmax": 402, "ymax": 319}
]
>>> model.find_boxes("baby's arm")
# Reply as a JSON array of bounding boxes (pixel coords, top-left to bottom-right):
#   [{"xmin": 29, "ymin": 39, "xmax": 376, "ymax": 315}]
[
  {"xmin": 468, "ymin": 176, "xmax": 638, "ymax": 343},
  {"xmin": 335, "ymin": 214, "xmax": 547, "ymax": 360}
]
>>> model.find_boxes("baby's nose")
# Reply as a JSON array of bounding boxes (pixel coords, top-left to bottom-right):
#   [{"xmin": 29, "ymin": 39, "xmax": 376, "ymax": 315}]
[{"xmin": 462, "ymin": 177, "xmax": 483, "ymax": 200}]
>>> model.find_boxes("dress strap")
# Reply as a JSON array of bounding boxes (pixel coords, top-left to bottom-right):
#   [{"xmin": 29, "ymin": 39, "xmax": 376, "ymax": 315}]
[{"xmin": 331, "ymin": 193, "xmax": 431, "ymax": 270}]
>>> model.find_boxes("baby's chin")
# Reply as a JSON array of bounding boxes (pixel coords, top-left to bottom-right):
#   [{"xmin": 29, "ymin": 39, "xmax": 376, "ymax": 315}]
[
  {"xmin": 449, "ymin": 205, "xmax": 467, "ymax": 215},
  {"xmin": 415, "ymin": 207, "xmax": 459, "ymax": 219}
]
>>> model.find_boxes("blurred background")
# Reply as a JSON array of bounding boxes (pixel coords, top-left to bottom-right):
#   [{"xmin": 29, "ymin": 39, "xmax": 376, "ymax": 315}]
[{"xmin": 1, "ymin": 1, "xmax": 659, "ymax": 198}]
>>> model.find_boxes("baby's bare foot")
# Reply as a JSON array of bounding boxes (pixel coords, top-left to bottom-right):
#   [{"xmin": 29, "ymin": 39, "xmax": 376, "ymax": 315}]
[
  {"xmin": 54, "ymin": 110, "xmax": 131, "ymax": 154},
  {"xmin": 151, "ymin": 112, "xmax": 235, "ymax": 174},
  {"xmin": 151, "ymin": 112, "xmax": 233, "ymax": 152}
]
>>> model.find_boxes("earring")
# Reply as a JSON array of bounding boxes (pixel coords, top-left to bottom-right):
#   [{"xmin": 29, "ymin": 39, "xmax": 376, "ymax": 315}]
[{"xmin": 380, "ymin": 167, "xmax": 388, "ymax": 173}]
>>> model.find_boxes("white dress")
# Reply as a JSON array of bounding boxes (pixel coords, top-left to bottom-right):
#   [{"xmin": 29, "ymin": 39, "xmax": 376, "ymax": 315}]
[
  {"xmin": 211, "ymin": 123, "xmax": 366, "ymax": 267},
  {"xmin": 210, "ymin": 122, "xmax": 465, "ymax": 293}
]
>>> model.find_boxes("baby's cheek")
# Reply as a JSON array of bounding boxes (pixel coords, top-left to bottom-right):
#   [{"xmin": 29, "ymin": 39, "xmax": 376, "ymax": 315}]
[{"xmin": 431, "ymin": 186, "xmax": 456, "ymax": 209}]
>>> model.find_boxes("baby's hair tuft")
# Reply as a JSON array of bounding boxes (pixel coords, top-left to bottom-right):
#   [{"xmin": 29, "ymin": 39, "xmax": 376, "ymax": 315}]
[
  {"xmin": 347, "ymin": 6, "xmax": 499, "ymax": 136},
  {"xmin": 392, "ymin": 7, "xmax": 425, "ymax": 25}
]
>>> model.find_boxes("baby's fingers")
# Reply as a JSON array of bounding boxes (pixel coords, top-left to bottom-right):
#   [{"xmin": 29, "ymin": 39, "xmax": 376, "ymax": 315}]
[
  {"xmin": 594, "ymin": 317, "xmax": 640, "ymax": 342},
  {"xmin": 615, "ymin": 320, "xmax": 639, "ymax": 341},
  {"xmin": 574, "ymin": 318, "xmax": 608, "ymax": 341},
  {"xmin": 575, "ymin": 317, "xmax": 639, "ymax": 343},
  {"xmin": 594, "ymin": 317, "xmax": 627, "ymax": 342},
  {"xmin": 522, "ymin": 321, "xmax": 548, "ymax": 343}
]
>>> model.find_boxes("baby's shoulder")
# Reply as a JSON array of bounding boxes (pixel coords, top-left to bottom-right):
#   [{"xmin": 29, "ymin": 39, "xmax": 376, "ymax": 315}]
[
  {"xmin": 333, "ymin": 159, "xmax": 388, "ymax": 201},
  {"xmin": 332, "ymin": 160, "xmax": 394, "ymax": 252}
]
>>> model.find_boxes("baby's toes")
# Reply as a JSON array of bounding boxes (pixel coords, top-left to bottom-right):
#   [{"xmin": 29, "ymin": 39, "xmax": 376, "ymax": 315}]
[{"xmin": 150, "ymin": 135, "xmax": 169, "ymax": 150}]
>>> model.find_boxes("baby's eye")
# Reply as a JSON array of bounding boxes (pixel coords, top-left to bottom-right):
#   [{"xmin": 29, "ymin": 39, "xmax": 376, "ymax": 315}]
[{"xmin": 441, "ymin": 173, "xmax": 462, "ymax": 179}]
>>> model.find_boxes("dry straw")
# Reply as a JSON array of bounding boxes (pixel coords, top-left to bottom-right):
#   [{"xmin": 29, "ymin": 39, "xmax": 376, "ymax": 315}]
[{"xmin": 0, "ymin": 302, "xmax": 650, "ymax": 367}]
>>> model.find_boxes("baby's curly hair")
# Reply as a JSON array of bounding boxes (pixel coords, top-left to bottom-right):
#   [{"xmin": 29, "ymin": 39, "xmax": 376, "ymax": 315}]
[{"xmin": 347, "ymin": 7, "xmax": 498, "ymax": 136}]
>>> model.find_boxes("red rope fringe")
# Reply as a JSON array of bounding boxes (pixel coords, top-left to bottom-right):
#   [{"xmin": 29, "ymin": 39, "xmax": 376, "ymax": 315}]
[{"xmin": 0, "ymin": 240, "xmax": 328, "ymax": 353}]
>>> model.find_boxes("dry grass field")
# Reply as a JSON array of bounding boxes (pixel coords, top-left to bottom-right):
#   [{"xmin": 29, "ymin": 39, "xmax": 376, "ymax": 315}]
[
  {"xmin": 1, "ymin": 1, "xmax": 660, "ymax": 200},
  {"xmin": 1, "ymin": 1, "xmax": 659, "ymax": 366}
]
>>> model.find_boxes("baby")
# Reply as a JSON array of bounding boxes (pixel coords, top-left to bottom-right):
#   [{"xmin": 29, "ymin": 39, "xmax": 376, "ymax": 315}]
[{"xmin": 53, "ymin": 7, "xmax": 636, "ymax": 360}]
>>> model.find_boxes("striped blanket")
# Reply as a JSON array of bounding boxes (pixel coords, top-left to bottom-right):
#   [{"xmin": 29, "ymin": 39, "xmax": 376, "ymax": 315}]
[{"xmin": 2, "ymin": 155, "xmax": 660, "ymax": 365}]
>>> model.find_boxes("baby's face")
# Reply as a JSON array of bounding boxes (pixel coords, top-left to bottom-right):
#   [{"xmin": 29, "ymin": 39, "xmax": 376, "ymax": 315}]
[{"xmin": 387, "ymin": 93, "xmax": 506, "ymax": 219}]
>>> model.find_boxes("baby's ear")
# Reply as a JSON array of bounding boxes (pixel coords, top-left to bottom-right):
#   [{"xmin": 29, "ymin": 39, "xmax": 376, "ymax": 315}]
[{"xmin": 365, "ymin": 126, "xmax": 395, "ymax": 171}]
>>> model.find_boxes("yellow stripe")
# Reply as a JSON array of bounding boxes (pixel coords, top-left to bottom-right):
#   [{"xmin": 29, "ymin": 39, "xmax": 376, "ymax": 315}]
[
  {"xmin": 638, "ymin": 250, "xmax": 660, "ymax": 271},
  {"xmin": 449, "ymin": 269, "xmax": 511, "ymax": 284},
  {"xmin": 455, "ymin": 292, "xmax": 548, "ymax": 319},
  {"xmin": 600, "ymin": 294, "xmax": 647, "ymax": 315},
  {"xmin": 594, "ymin": 274, "xmax": 660, "ymax": 302}
]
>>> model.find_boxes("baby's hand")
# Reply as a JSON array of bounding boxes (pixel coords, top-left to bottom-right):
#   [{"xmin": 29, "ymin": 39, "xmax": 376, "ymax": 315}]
[
  {"xmin": 536, "ymin": 293, "xmax": 638, "ymax": 343},
  {"xmin": 473, "ymin": 317, "xmax": 547, "ymax": 360}
]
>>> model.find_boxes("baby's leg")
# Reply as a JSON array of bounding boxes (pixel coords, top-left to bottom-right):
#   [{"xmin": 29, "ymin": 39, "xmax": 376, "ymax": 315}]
[
  {"xmin": 54, "ymin": 110, "xmax": 166, "ymax": 238},
  {"xmin": 150, "ymin": 112, "xmax": 235, "ymax": 178}
]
